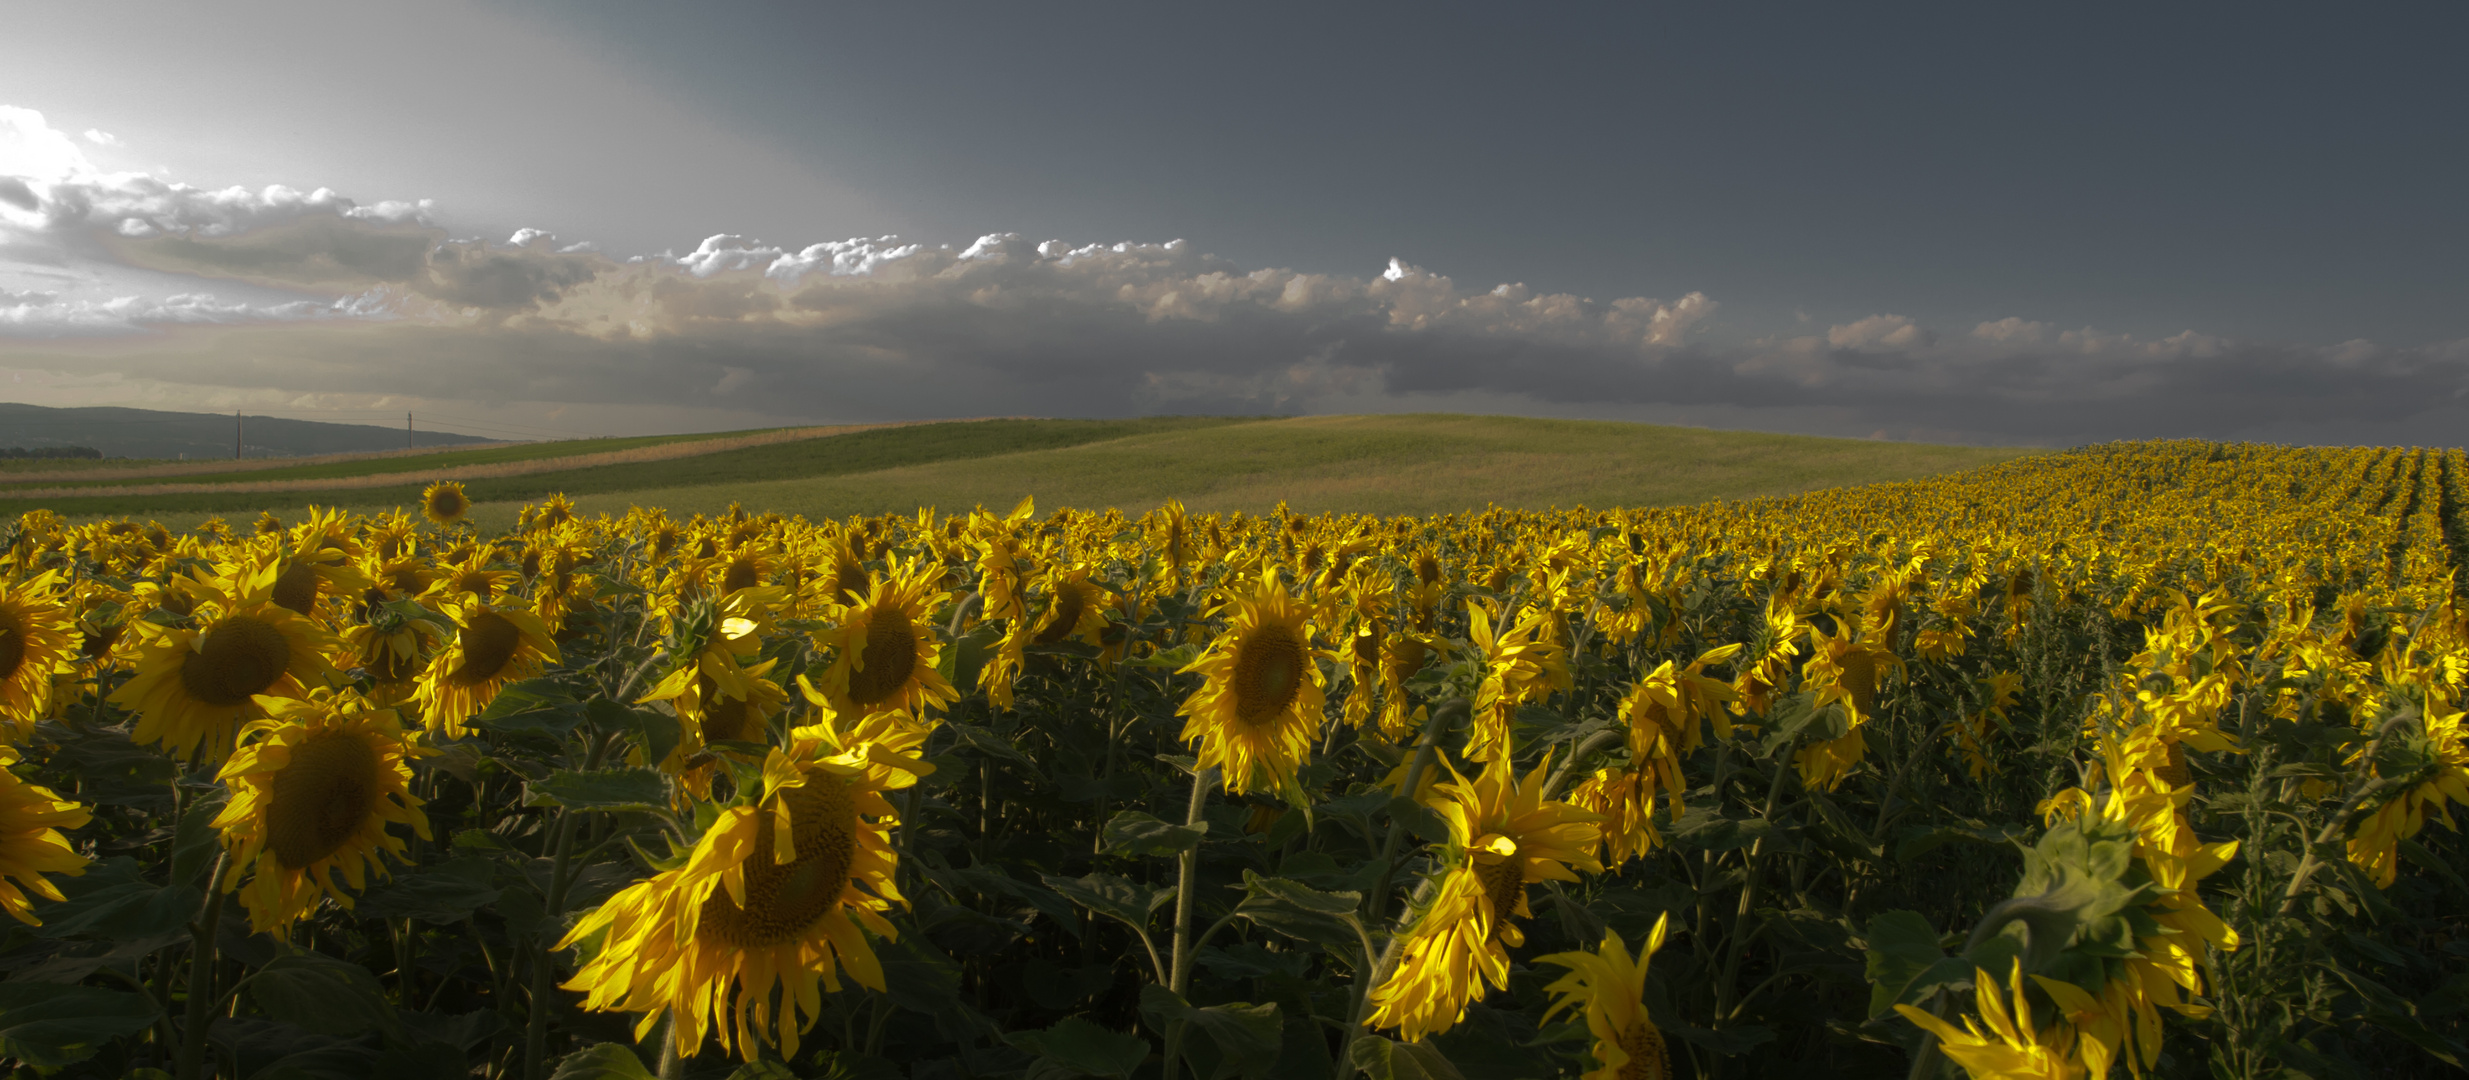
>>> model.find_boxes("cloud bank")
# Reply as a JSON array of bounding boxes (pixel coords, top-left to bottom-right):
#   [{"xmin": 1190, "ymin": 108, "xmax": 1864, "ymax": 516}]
[{"xmin": 4, "ymin": 104, "xmax": 2465, "ymax": 446}]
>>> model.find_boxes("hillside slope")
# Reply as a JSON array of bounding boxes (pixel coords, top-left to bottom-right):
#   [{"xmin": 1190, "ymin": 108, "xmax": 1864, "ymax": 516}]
[{"xmin": 0, "ymin": 402, "xmax": 493, "ymax": 459}]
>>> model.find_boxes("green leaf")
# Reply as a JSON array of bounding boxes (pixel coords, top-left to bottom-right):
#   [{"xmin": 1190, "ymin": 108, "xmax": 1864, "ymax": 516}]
[
  {"xmin": 1893, "ymin": 819, "xmax": 2030, "ymax": 864},
  {"xmin": 355, "ymin": 857, "xmax": 503, "ymax": 924},
  {"xmin": 1007, "ymin": 1016, "xmax": 1149, "ymax": 1080},
  {"xmin": 1233, "ymin": 872, "xmax": 1367, "ymax": 959},
  {"xmin": 472, "ymin": 677, "xmax": 585, "ymax": 733},
  {"xmin": 31, "ymin": 856, "xmax": 200, "ymax": 941},
  {"xmin": 948, "ymin": 722, "xmax": 1037, "ymax": 767},
  {"xmin": 1139, "ymin": 986, "xmax": 1282, "ymax": 1080},
  {"xmin": 548, "ymin": 1043, "xmax": 656, "ymax": 1080},
  {"xmin": 1041, "ymin": 871, "xmax": 1174, "ymax": 931},
  {"xmin": 1347, "ymin": 1036, "xmax": 1466, "ymax": 1080},
  {"xmin": 246, "ymin": 949, "xmax": 401, "ymax": 1039},
  {"xmin": 0, "ymin": 982, "xmax": 160, "ymax": 1067},
  {"xmin": 523, "ymin": 768, "xmax": 673, "ymax": 814},
  {"xmin": 1863, "ymin": 910, "xmax": 1950, "ymax": 1018},
  {"xmin": 723, "ymin": 1061, "xmax": 797, "ymax": 1080},
  {"xmin": 171, "ymin": 800, "xmax": 222, "ymax": 887},
  {"xmin": 1102, "ymin": 810, "xmax": 1208, "ymax": 857},
  {"xmin": 587, "ymin": 698, "xmax": 680, "ymax": 767}
]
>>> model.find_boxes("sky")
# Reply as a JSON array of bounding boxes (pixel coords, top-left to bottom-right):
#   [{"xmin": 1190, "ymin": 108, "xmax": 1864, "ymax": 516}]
[{"xmin": 1, "ymin": 0, "xmax": 2463, "ymax": 445}]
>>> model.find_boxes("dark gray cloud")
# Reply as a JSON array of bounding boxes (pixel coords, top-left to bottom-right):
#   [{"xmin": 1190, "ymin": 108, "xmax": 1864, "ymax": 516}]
[{"xmin": 7, "ymin": 214, "xmax": 2463, "ymax": 447}]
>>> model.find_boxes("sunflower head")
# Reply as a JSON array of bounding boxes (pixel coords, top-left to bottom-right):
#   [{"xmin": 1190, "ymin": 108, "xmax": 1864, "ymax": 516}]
[
  {"xmin": 109, "ymin": 570, "xmax": 341, "ymax": 761},
  {"xmin": 421, "ymin": 481, "xmax": 471, "ymax": 527},
  {"xmin": 414, "ymin": 599, "xmax": 560, "ymax": 738},
  {"xmin": 561, "ymin": 707, "xmax": 930, "ymax": 1062},
  {"xmin": 213, "ymin": 691, "xmax": 429, "ymax": 931},
  {"xmin": 1176, "ymin": 573, "xmax": 1327, "ymax": 797},
  {"xmin": 808, "ymin": 557, "xmax": 955, "ymax": 718},
  {"xmin": 0, "ymin": 745, "xmax": 91, "ymax": 926}
]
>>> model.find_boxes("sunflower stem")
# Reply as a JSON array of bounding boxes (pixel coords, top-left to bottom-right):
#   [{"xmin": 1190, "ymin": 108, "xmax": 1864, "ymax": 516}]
[
  {"xmin": 1162, "ymin": 764, "xmax": 1218, "ymax": 1080},
  {"xmin": 2276, "ymin": 710, "xmax": 2413, "ymax": 918},
  {"xmin": 1711, "ymin": 737, "xmax": 1797, "ymax": 1065},
  {"xmin": 178, "ymin": 852, "xmax": 235, "ymax": 1080},
  {"xmin": 1366, "ymin": 700, "xmax": 1460, "ymax": 927},
  {"xmin": 654, "ymin": 1012, "xmax": 685, "ymax": 1080}
]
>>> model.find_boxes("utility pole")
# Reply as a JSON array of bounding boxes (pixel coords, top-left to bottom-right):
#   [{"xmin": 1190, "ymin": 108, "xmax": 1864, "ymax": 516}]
[
  {"xmin": 408, "ymin": 411, "xmax": 414, "ymax": 449},
  {"xmin": 235, "ymin": 410, "xmax": 243, "ymax": 460}
]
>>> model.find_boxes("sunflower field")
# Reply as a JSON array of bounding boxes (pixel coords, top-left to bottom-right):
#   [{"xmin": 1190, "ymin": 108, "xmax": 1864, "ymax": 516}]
[{"xmin": 0, "ymin": 439, "xmax": 2464, "ymax": 1080}]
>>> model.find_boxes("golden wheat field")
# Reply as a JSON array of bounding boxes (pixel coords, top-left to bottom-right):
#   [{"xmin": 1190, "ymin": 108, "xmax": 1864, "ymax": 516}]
[{"xmin": 0, "ymin": 438, "xmax": 2463, "ymax": 1080}]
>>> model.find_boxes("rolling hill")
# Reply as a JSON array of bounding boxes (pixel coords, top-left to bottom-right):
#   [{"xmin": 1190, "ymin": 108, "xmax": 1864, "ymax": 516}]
[
  {"xmin": 0, "ymin": 402, "xmax": 495, "ymax": 460},
  {"xmin": 7, "ymin": 415, "xmax": 2035, "ymax": 528}
]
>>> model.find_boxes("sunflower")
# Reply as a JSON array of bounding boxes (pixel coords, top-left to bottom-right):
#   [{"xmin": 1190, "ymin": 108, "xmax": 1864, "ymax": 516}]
[
  {"xmin": 414, "ymin": 598, "xmax": 560, "ymax": 738},
  {"xmin": 1795, "ymin": 617, "xmax": 1901, "ymax": 791},
  {"xmin": 1028, "ymin": 565, "xmax": 1109, "ymax": 648},
  {"xmin": 212, "ymin": 692, "xmax": 429, "ymax": 932},
  {"xmin": 0, "ymin": 571, "xmax": 77, "ymax": 740},
  {"xmin": 1365, "ymin": 752, "xmax": 1601, "ymax": 1040},
  {"xmin": 421, "ymin": 481, "xmax": 471, "ymax": 527},
  {"xmin": 344, "ymin": 601, "xmax": 446, "ymax": 704},
  {"xmin": 1466, "ymin": 601, "xmax": 1569, "ymax": 762},
  {"xmin": 560, "ymin": 710, "xmax": 931, "ymax": 1061},
  {"xmin": 110, "ymin": 568, "xmax": 341, "ymax": 761},
  {"xmin": 644, "ymin": 654, "xmax": 791, "ymax": 799},
  {"xmin": 1536, "ymin": 914, "xmax": 1674, "ymax": 1080},
  {"xmin": 807, "ymin": 556, "xmax": 955, "ymax": 718},
  {"xmin": 1176, "ymin": 573, "xmax": 1327, "ymax": 797},
  {"xmin": 0, "ymin": 746, "xmax": 91, "ymax": 926},
  {"xmin": 1894, "ymin": 960, "xmax": 2091, "ymax": 1080}
]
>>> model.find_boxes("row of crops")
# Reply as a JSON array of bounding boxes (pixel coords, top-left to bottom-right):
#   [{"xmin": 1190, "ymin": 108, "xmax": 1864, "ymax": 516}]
[{"xmin": 0, "ymin": 440, "xmax": 2463, "ymax": 1079}]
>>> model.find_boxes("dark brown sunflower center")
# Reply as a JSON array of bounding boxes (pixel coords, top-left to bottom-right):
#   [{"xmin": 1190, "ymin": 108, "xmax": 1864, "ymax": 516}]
[
  {"xmin": 178, "ymin": 615, "xmax": 292, "ymax": 707},
  {"xmin": 721, "ymin": 559, "xmax": 761, "ymax": 595},
  {"xmin": 1475, "ymin": 856, "xmax": 1525, "ymax": 928},
  {"xmin": 1614, "ymin": 1022, "xmax": 1672, "ymax": 1080},
  {"xmin": 1231, "ymin": 623, "xmax": 1306, "ymax": 726},
  {"xmin": 388, "ymin": 567, "xmax": 427, "ymax": 594},
  {"xmin": 448, "ymin": 609, "xmax": 522, "ymax": 687},
  {"xmin": 698, "ymin": 676, "xmax": 757, "ymax": 744},
  {"xmin": 1839, "ymin": 652, "xmax": 1878, "ymax": 713},
  {"xmin": 1032, "ymin": 586, "xmax": 1087, "ymax": 645},
  {"xmin": 2155, "ymin": 740, "xmax": 2192, "ymax": 789},
  {"xmin": 271, "ymin": 562, "xmax": 322, "ymax": 614},
  {"xmin": 0, "ymin": 608, "xmax": 26, "ymax": 681},
  {"xmin": 266, "ymin": 728, "xmax": 382, "ymax": 868},
  {"xmin": 362, "ymin": 637, "xmax": 423, "ymax": 683},
  {"xmin": 699, "ymin": 775, "xmax": 859, "ymax": 947},
  {"xmin": 836, "ymin": 559, "xmax": 871, "ymax": 604},
  {"xmin": 427, "ymin": 488, "xmax": 467, "ymax": 518},
  {"xmin": 847, "ymin": 606, "xmax": 917, "ymax": 707},
  {"xmin": 1416, "ymin": 554, "xmax": 1440, "ymax": 585},
  {"xmin": 1385, "ymin": 636, "xmax": 1427, "ymax": 683}
]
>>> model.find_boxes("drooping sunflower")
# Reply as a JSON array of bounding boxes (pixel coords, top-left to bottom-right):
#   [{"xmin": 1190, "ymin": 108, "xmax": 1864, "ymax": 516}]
[
  {"xmin": 213, "ymin": 692, "xmax": 429, "ymax": 932},
  {"xmin": 561, "ymin": 709, "xmax": 931, "ymax": 1061},
  {"xmin": 1028, "ymin": 564, "xmax": 1109, "ymax": 648},
  {"xmin": 0, "ymin": 571, "xmax": 77, "ymax": 740},
  {"xmin": 1536, "ymin": 914, "xmax": 1674, "ymax": 1080},
  {"xmin": 1176, "ymin": 573, "xmax": 1327, "ymax": 797},
  {"xmin": 644, "ymin": 654, "xmax": 791, "ymax": 799},
  {"xmin": 0, "ymin": 746, "xmax": 91, "ymax": 926},
  {"xmin": 1466, "ymin": 601, "xmax": 1570, "ymax": 762},
  {"xmin": 421, "ymin": 481, "xmax": 471, "ymax": 528},
  {"xmin": 807, "ymin": 556, "xmax": 955, "ymax": 718},
  {"xmin": 1365, "ymin": 752, "xmax": 1602, "ymax": 1040},
  {"xmin": 110, "ymin": 568, "xmax": 341, "ymax": 761},
  {"xmin": 414, "ymin": 598, "xmax": 560, "ymax": 738}
]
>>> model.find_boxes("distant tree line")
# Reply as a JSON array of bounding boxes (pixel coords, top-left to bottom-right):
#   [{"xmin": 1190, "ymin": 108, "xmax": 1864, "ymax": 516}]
[{"xmin": 0, "ymin": 446, "xmax": 102, "ymax": 459}]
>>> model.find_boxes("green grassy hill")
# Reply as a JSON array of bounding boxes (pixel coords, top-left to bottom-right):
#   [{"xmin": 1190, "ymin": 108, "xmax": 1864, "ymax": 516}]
[
  {"xmin": 0, "ymin": 402, "xmax": 493, "ymax": 460},
  {"xmin": 18, "ymin": 415, "xmax": 2034, "ymax": 528}
]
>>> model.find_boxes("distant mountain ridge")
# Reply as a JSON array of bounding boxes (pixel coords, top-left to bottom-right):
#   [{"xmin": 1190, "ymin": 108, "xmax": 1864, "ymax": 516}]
[{"xmin": 0, "ymin": 403, "xmax": 496, "ymax": 460}]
